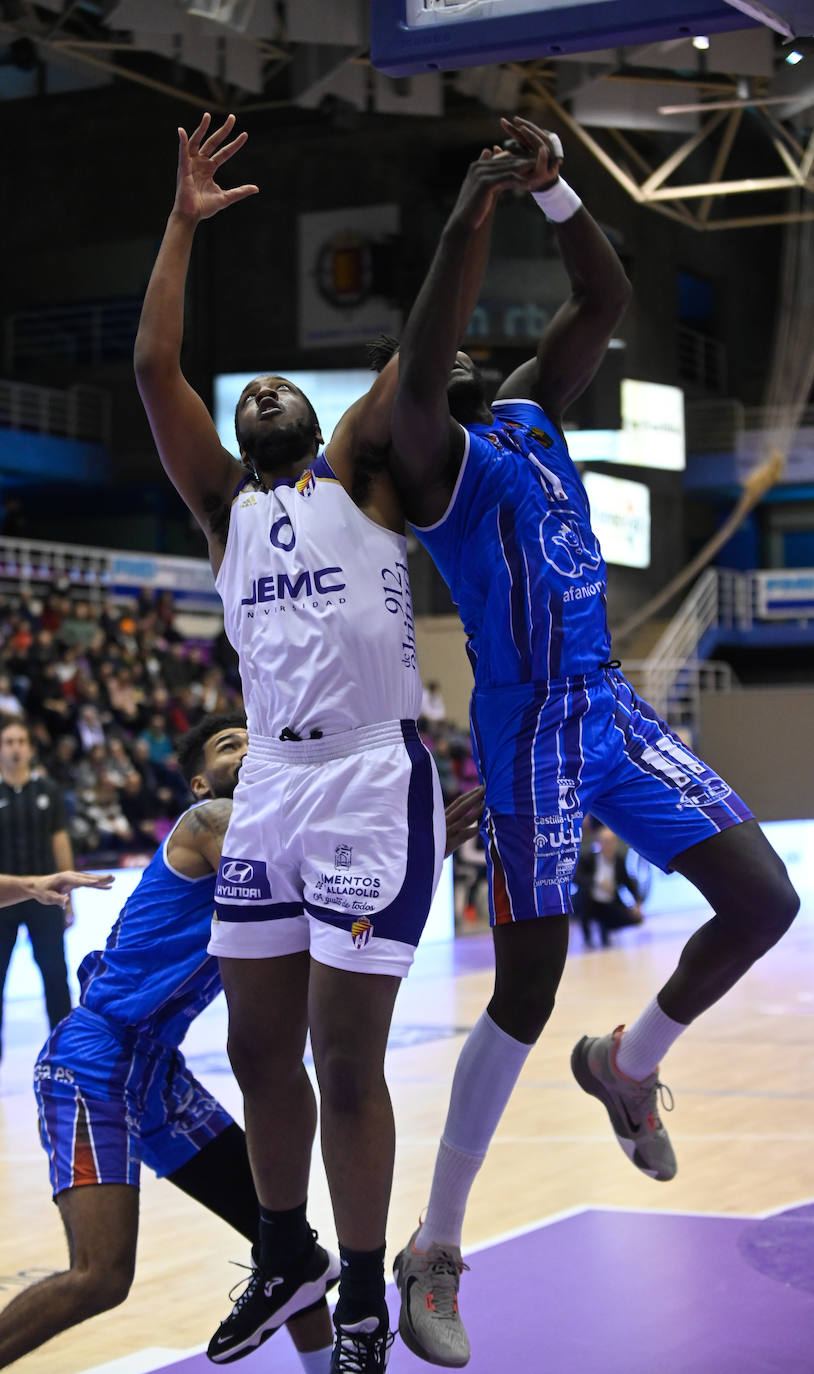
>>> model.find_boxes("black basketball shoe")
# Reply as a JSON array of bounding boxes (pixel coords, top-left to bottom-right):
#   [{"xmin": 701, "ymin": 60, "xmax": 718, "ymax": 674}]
[
  {"xmin": 331, "ymin": 1316, "xmax": 395, "ymax": 1372},
  {"xmin": 207, "ymin": 1235, "xmax": 340, "ymax": 1363}
]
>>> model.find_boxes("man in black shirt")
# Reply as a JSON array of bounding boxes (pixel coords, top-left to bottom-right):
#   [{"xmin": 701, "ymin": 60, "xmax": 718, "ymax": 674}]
[{"xmin": 0, "ymin": 716, "xmax": 77, "ymax": 1062}]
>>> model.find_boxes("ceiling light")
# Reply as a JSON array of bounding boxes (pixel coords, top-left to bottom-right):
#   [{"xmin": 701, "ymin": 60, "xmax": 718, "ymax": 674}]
[
  {"xmin": 692, "ymin": 35, "xmax": 710, "ymax": 49},
  {"xmin": 785, "ymin": 48, "xmax": 804, "ymax": 62}
]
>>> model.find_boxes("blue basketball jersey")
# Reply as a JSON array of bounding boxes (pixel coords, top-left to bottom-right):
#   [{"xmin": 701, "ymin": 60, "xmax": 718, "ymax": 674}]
[
  {"xmin": 413, "ymin": 399, "xmax": 611, "ymax": 685},
  {"xmin": 78, "ymin": 805, "xmax": 220, "ymax": 1047}
]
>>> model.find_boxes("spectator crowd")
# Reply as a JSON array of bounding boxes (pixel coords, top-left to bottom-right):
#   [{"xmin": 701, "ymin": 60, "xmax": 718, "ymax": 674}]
[{"xmin": 0, "ymin": 587, "xmax": 242, "ymax": 863}]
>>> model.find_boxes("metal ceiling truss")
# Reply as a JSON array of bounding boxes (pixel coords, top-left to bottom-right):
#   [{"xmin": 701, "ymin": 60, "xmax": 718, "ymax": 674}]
[
  {"xmin": 537, "ymin": 85, "xmax": 814, "ymax": 229},
  {"xmin": 2, "ymin": 5, "xmax": 813, "ymax": 228},
  {"xmin": 512, "ymin": 60, "xmax": 814, "ymax": 230}
]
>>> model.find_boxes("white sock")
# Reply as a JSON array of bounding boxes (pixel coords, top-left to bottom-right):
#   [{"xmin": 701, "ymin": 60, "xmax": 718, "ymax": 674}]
[
  {"xmin": 416, "ymin": 1011, "xmax": 532, "ymax": 1250},
  {"xmin": 296, "ymin": 1345, "xmax": 333, "ymax": 1373},
  {"xmin": 614, "ymin": 998, "xmax": 687, "ymax": 1081}
]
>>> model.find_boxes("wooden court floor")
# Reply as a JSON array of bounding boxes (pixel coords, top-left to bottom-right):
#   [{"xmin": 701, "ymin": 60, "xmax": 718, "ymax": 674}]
[{"xmin": 1, "ymin": 895, "xmax": 812, "ymax": 1373}]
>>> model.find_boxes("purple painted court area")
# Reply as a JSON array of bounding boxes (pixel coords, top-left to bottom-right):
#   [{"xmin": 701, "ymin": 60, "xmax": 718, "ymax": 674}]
[{"xmin": 148, "ymin": 1204, "xmax": 814, "ymax": 1374}]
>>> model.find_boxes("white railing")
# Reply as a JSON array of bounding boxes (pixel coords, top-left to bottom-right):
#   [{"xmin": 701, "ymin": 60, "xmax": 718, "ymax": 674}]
[
  {"xmin": 0, "ymin": 536, "xmax": 109, "ymax": 599},
  {"xmin": 640, "ymin": 568, "xmax": 719, "ymax": 715},
  {"xmin": 637, "ymin": 568, "xmax": 750, "ymax": 722},
  {"xmin": 684, "ymin": 398, "xmax": 814, "ymax": 454},
  {"xmin": 631, "ymin": 564, "xmax": 814, "ymax": 728},
  {"xmin": 0, "ymin": 379, "xmax": 112, "ymax": 446},
  {"xmin": 624, "ymin": 656, "xmax": 735, "ymax": 733},
  {"xmin": 0, "ymin": 535, "xmax": 218, "ymax": 611}
]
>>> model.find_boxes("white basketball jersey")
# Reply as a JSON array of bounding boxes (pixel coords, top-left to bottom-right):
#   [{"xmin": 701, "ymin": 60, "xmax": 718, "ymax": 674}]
[{"xmin": 215, "ymin": 454, "xmax": 422, "ymax": 738}]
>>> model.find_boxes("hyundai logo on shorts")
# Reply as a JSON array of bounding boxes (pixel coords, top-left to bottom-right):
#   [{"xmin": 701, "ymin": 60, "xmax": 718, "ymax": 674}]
[{"xmin": 222, "ymin": 860, "xmax": 254, "ymax": 884}]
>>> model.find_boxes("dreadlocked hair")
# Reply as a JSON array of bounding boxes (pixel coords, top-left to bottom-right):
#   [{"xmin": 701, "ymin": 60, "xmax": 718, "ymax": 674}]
[{"xmin": 365, "ymin": 334, "xmax": 400, "ymax": 374}]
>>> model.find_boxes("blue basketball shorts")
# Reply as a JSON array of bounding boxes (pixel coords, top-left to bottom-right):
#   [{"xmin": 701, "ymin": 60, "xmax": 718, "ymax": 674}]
[
  {"xmin": 470, "ymin": 669, "xmax": 753, "ymax": 922},
  {"xmin": 34, "ymin": 1007, "xmax": 234, "ymax": 1197},
  {"xmin": 208, "ymin": 719, "xmax": 445, "ymax": 977}
]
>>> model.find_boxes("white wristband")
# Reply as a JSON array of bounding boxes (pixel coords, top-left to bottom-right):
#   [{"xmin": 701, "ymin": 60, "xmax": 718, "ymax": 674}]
[{"xmin": 531, "ymin": 177, "xmax": 582, "ymax": 223}]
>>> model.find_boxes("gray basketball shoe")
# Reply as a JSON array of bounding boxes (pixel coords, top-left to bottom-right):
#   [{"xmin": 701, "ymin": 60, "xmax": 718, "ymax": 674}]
[
  {"xmin": 571, "ymin": 1025, "xmax": 677, "ymax": 1181},
  {"xmin": 393, "ymin": 1229, "xmax": 470, "ymax": 1368}
]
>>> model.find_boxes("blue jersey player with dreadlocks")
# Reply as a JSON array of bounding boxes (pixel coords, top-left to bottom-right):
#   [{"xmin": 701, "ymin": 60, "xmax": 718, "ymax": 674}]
[{"xmin": 385, "ymin": 117, "xmax": 799, "ymax": 1368}]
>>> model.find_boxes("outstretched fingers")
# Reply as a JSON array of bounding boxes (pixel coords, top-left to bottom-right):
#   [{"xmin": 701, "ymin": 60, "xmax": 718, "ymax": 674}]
[
  {"xmin": 200, "ymin": 111, "xmax": 238, "ymax": 159},
  {"xmin": 211, "ymin": 129, "xmax": 250, "ymax": 170},
  {"xmin": 222, "ymin": 183, "xmax": 260, "ymax": 206},
  {"xmin": 187, "ymin": 111, "xmax": 212, "ymax": 156}
]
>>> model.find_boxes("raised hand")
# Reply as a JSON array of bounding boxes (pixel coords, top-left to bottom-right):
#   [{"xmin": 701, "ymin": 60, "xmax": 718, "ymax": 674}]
[
  {"xmin": 448, "ymin": 147, "xmax": 536, "ymax": 236},
  {"xmin": 174, "ymin": 112, "xmax": 259, "ymax": 223},
  {"xmin": 500, "ymin": 115, "xmax": 563, "ymax": 192}
]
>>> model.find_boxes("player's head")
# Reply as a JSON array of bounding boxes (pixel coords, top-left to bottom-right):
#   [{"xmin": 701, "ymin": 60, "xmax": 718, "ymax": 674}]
[
  {"xmin": 235, "ymin": 376, "xmax": 323, "ymax": 481},
  {"xmin": 0, "ymin": 715, "xmax": 33, "ymax": 774},
  {"xmin": 177, "ymin": 712, "xmax": 248, "ymax": 801},
  {"xmin": 446, "ymin": 351, "xmax": 489, "ymax": 424},
  {"xmin": 365, "ymin": 335, "xmax": 488, "ymax": 424}
]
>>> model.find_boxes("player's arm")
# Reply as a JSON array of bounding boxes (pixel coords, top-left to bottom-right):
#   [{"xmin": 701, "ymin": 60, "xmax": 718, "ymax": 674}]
[
  {"xmin": 391, "ymin": 149, "xmax": 533, "ymax": 526},
  {"xmin": 329, "ymin": 194, "xmax": 502, "ymax": 476},
  {"xmin": 496, "ymin": 118, "xmax": 632, "ymax": 426},
  {"xmin": 134, "ymin": 113, "xmax": 257, "ymax": 553},
  {"xmin": 166, "ymin": 798, "xmax": 234, "ymax": 878},
  {"xmin": 0, "ymin": 871, "xmax": 114, "ymax": 909}
]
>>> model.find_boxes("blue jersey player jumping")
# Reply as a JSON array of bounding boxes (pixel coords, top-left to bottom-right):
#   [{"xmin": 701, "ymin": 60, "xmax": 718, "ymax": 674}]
[{"xmin": 386, "ymin": 118, "xmax": 800, "ymax": 1367}]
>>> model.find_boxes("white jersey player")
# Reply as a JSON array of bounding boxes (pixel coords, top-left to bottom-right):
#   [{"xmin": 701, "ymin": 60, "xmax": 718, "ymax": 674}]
[
  {"xmin": 210, "ymin": 447, "xmax": 443, "ymax": 975},
  {"xmin": 133, "ymin": 110, "xmax": 489, "ymax": 1373}
]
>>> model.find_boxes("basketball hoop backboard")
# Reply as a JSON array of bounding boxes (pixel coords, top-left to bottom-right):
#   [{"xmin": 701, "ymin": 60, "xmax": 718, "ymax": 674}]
[{"xmin": 370, "ymin": 0, "xmax": 765, "ymax": 75}]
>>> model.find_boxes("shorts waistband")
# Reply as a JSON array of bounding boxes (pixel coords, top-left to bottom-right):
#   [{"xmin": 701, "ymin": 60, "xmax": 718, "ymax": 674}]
[
  {"xmin": 473, "ymin": 669, "xmax": 612, "ymax": 700},
  {"xmin": 248, "ymin": 718, "xmax": 420, "ymax": 765}
]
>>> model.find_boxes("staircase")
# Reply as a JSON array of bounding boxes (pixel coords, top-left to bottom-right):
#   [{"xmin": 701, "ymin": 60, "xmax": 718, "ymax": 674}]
[{"xmin": 619, "ymin": 569, "xmax": 744, "ymax": 737}]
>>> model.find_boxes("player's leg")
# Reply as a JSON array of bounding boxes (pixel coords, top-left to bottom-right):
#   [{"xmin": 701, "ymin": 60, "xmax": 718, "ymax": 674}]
[
  {"xmin": 221, "ymin": 951, "xmax": 315, "ymax": 1212},
  {"xmin": 0, "ymin": 1183, "xmax": 138, "ymax": 1366},
  {"xmin": 398, "ymin": 938, "xmax": 570, "ymax": 1367},
  {"xmin": 205, "ymin": 741, "xmax": 339, "ymax": 1362},
  {"xmin": 167, "ymin": 1123, "xmax": 334, "ymax": 1367},
  {"xmin": 414, "ymin": 908, "xmax": 568, "ymax": 1235},
  {"xmin": 309, "ymin": 963, "xmax": 401, "ymax": 1326},
  {"xmin": 395, "ymin": 688, "xmax": 583, "ymax": 1366},
  {"xmin": 299, "ymin": 721, "xmax": 445, "ymax": 1372},
  {"xmin": 5, "ymin": 1012, "xmax": 149, "ymax": 1365},
  {"xmin": 24, "ymin": 900, "xmax": 72, "ymax": 1030},
  {"xmin": 656, "ymin": 819, "xmax": 798, "ymax": 1021},
  {"xmin": 208, "ymin": 951, "xmax": 335, "ymax": 1364},
  {"xmin": 572, "ymin": 677, "xmax": 799, "ymax": 1180},
  {"xmin": 396, "ymin": 861, "xmax": 570, "ymax": 1367}
]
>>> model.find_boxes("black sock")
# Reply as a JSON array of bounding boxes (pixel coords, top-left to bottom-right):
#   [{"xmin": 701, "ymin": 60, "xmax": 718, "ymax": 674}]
[
  {"xmin": 167, "ymin": 1125, "xmax": 258, "ymax": 1243},
  {"xmin": 333, "ymin": 1243, "xmax": 388, "ymax": 1329},
  {"xmin": 257, "ymin": 1201, "xmax": 313, "ymax": 1272}
]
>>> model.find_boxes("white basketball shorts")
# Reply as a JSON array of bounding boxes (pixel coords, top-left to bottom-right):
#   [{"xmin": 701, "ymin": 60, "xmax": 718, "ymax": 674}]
[{"xmin": 207, "ymin": 719, "xmax": 445, "ymax": 977}]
